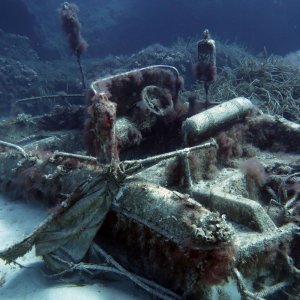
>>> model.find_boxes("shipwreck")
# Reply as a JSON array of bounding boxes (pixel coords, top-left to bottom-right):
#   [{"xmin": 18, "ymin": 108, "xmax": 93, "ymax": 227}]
[{"xmin": 0, "ymin": 64, "xmax": 299, "ymax": 300}]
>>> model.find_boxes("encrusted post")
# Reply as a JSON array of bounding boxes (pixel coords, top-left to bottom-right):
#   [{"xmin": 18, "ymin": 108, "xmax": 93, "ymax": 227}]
[
  {"xmin": 195, "ymin": 29, "xmax": 217, "ymax": 108},
  {"xmin": 88, "ymin": 92, "xmax": 118, "ymax": 164}
]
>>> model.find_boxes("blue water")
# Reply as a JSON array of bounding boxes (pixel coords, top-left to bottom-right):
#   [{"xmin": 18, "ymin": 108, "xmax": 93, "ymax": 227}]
[{"xmin": 1, "ymin": 0, "xmax": 300, "ymax": 58}]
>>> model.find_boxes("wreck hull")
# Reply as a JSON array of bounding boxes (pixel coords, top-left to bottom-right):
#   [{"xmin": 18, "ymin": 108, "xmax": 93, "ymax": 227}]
[
  {"xmin": 1, "ymin": 100, "xmax": 300, "ymax": 299},
  {"xmin": 0, "ymin": 153, "xmax": 235, "ymax": 298}
]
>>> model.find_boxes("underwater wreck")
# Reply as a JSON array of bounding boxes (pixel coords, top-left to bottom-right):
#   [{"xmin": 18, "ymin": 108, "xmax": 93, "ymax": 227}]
[{"xmin": 0, "ymin": 63, "xmax": 299, "ymax": 300}]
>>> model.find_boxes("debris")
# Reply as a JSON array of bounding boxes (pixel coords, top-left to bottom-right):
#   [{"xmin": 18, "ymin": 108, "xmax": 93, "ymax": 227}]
[
  {"xmin": 182, "ymin": 97, "xmax": 254, "ymax": 145},
  {"xmin": 0, "ymin": 140, "xmax": 28, "ymax": 157},
  {"xmin": 0, "ymin": 62, "xmax": 299, "ymax": 298}
]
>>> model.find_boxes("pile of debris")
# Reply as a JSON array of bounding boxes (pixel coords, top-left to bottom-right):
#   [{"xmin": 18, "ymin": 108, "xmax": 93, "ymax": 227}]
[{"xmin": 0, "ymin": 65, "xmax": 299, "ymax": 299}]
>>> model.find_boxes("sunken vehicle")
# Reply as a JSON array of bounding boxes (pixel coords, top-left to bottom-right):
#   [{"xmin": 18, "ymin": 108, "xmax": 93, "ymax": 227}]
[{"xmin": 0, "ymin": 64, "xmax": 299, "ymax": 300}]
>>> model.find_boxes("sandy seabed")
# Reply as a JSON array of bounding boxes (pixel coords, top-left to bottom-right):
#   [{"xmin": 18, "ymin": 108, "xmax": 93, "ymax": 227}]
[{"xmin": 0, "ymin": 195, "xmax": 150, "ymax": 300}]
